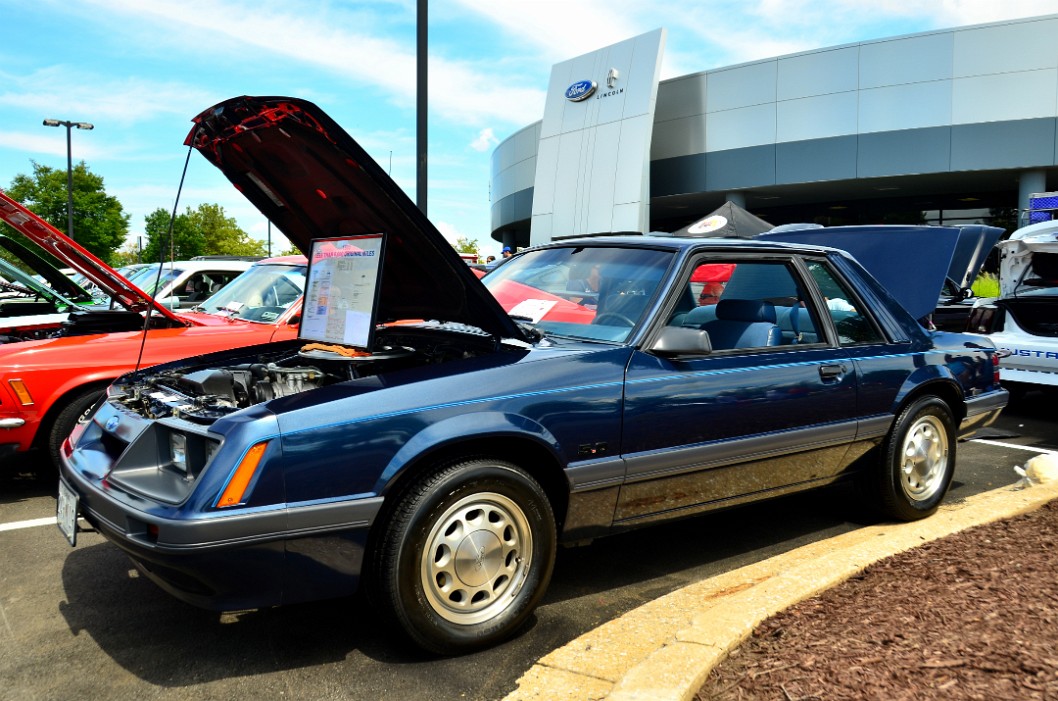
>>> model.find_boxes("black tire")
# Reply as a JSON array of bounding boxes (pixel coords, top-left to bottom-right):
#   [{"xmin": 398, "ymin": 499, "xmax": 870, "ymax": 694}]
[
  {"xmin": 371, "ymin": 458, "xmax": 556, "ymax": 654},
  {"xmin": 46, "ymin": 387, "xmax": 104, "ymax": 473},
  {"xmin": 871, "ymin": 396, "xmax": 956, "ymax": 521}
]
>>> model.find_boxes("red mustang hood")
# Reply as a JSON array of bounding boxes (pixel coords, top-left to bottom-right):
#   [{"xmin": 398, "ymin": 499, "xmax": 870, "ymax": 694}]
[
  {"xmin": 0, "ymin": 190, "xmax": 184, "ymax": 323},
  {"xmin": 186, "ymin": 96, "xmax": 525, "ymax": 342}
]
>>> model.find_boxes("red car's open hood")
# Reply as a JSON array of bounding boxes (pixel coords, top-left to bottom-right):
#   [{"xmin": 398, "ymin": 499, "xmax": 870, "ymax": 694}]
[
  {"xmin": 186, "ymin": 96, "xmax": 525, "ymax": 342},
  {"xmin": 0, "ymin": 190, "xmax": 184, "ymax": 323}
]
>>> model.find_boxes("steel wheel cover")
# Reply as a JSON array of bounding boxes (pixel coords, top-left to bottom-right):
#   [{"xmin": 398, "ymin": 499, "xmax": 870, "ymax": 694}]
[
  {"xmin": 899, "ymin": 414, "xmax": 949, "ymax": 502},
  {"xmin": 420, "ymin": 491, "xmax": 532, "ymax": 625}
]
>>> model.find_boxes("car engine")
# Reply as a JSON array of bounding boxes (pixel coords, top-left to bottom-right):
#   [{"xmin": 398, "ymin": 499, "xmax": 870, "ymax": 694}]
[{"xmin": 110, "ymin": 324, "xmax": 502, "ymax": 424}]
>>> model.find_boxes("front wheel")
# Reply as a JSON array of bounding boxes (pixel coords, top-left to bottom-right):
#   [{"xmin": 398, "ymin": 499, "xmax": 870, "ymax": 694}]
[
  {"xmin": 46, "ymin": 387, "xmax": 104, "ymax": 474},
  {"xmin": 371, "ymin": 459, "xmax": 556, "ymax": 654},
  {"xmin": 871, "ymin": 396, "xmax": 956, "ymax": 521}
]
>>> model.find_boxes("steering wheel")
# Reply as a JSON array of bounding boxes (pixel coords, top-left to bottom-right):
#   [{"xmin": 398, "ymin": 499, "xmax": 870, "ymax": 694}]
[{"xmin": 593, "ymin": 312, "xmax": 636, "ymax": 327}]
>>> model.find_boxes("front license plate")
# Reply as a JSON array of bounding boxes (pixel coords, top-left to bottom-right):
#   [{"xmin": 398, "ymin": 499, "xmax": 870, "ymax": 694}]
[{"xmin": 57, "ymin": 480, "xmax": 79, "ymax": 547}]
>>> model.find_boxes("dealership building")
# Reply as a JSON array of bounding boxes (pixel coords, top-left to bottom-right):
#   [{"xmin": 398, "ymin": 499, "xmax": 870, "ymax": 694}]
[{"xmin": 489, "ymin": 15, "xmax": 1058, "ymax": 250}]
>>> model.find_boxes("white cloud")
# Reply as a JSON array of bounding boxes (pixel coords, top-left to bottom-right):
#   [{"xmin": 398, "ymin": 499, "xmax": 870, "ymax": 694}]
[
  {"xmin": 0, "ymin": 67, "xmax": 212, "ymax": 127},
  {"xmin": 433, "ymin": 220, "xmax": 463, "ymax": 246},
  {"xmin": 469, "ymin": 128, "xmax": 499, "ymax": 153}
]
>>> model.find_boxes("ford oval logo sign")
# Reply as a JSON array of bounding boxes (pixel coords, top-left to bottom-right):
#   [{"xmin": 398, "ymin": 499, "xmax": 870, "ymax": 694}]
[{"xmin": 565, "ymin": 80, "xmax": 597, "ymax": 102}]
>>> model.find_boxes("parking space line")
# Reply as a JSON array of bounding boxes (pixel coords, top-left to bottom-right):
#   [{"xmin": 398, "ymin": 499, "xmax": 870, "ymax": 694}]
[
  {"xmin": 0, "ymin": 516, "xmax": 56, "ymax": 532},
  {"xmin": 971, "ymin": 438, "xmax": 1058, "ymax": 456}
]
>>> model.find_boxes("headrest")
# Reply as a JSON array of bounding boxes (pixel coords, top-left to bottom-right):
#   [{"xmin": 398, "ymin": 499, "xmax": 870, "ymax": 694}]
[{"xmin": 715, "ymin": 299, "xmax": 777, "ymax": 323}]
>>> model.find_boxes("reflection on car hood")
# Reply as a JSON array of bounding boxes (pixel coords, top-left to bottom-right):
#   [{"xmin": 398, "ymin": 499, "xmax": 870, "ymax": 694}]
[
  {"xmin": 185, "ymin": 96, "xmax": 525, "ymax": 343},
  {"xmin": 997, "ymin": 220, "xmax": 1058, "ymax": 298},
  {"xmin": 757, "ymin": 225, "xmax": 962, "ymax": 320},
  {"xmin": 0, "ymin": 190, "xmax": 184, "ymax": 322}
]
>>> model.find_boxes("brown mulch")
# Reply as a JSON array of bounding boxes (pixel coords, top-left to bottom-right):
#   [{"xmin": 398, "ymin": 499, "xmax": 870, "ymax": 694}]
[{"xmin": 696, "ymin": 498, "xmax": 1058, "ymax": 701}]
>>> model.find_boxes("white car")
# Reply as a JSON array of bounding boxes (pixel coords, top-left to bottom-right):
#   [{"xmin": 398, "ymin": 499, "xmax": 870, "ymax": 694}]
[
  {"xmin": 125, "ymin": 259, "xmax": 255, "ymax": 309},
  {"xmin": 968, "ymin": 219, "xmax": 1058, "ymax": 396}
]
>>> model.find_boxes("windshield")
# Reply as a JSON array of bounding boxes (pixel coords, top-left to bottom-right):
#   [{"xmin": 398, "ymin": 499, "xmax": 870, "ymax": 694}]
[
  {"xmin": 482, "ymin": 245, "xmax": 674, "ymax": 342},
  {"xmin": 127, "ymin": 264, "xmax": 184, "ymax": 295},
  {"xmin": 193, "ymin": 262, "xmax": 306, "ymax": 323}
]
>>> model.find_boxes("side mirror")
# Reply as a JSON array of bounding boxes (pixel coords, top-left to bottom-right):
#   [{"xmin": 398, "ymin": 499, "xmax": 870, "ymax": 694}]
[
  {"xmin": 960, "ymin": 286, "xmax": 975, "ymax": 302},
  {"xmin": 650, "ymin": 326, "xmax": 712, "ymax": 358},
  {"xmin": 286, "ymin": 314, "xmax": 301, "ymax": 327}
]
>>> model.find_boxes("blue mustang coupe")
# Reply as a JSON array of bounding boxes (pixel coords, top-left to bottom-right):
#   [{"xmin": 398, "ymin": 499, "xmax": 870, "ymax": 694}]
[{"xmin": 58, "ymin": 96, "xmax": 1008, "ymax": 654}]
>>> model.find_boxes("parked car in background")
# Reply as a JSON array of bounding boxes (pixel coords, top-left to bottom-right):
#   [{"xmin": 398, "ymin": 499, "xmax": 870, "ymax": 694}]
[
  {"xmin": 0, "ymin": 229, "xmax": 108, "ymax": 339},
  {"xmin": 123, "ymin": 259, "xmax": 253, "ymax": 309},
  {"xmin": 0, "ymin": 191, "xmax": 307, "ymax": 470},
  {"xmin": 968, "ymin": 218, "xmax": 1058, "ymax": 397},
  {"xmin": 58, "ymin": 96, "xmax": 1008, "ymax": 656}
]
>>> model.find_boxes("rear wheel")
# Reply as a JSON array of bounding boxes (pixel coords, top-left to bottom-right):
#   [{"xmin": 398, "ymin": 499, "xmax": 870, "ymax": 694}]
[
  {"xmin": 371, "ymin": 458, "xmax": 556, "ymax": 654},
  {"xmin": 871, "ymin": 396, "xmax": 956, "ymax": 521}
]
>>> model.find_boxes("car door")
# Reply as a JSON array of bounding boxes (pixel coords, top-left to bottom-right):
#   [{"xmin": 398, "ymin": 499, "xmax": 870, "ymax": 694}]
[{"xmin": 616, "ymin": 255, "xmax": 859, "ymax": 526}]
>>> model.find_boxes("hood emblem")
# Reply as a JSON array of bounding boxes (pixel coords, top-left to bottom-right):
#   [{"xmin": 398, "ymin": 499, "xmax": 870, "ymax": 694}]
[
  {"xmin": 105, "ymin": 416, "xmax": 120, "ymax": 432},
  {"xmin": 565, "ymin": 80, "xmax": 597, "ymax": 102}
]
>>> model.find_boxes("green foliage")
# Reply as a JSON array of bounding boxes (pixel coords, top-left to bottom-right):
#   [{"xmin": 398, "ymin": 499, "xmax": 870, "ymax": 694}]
[
  {"xmin": 453, "ymin": 236, "xmax": 479, "ymax": 257},
  {"xmin": 140, "ymin": 208, "xmax": 205, "ymax": 263},
  {"xmin": 971, "ymin": 272, "xmax": 1000, "ymax": 298},
  {"xmin": 139, "ymin": 203, "xmax": 266, "ymax": 263},
  {"xmin": 6, "ymin": 161, "xmax": 129, "ymax": 264},
  {"xmin": 192, "ymin": 203, "xmax": 267, "ymax": 257}
]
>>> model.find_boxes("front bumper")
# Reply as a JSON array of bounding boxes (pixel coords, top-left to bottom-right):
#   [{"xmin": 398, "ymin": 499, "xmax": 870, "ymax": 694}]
[{"xmin": 60, "ymin": 448, "xmax": 383, "ymax": 611}]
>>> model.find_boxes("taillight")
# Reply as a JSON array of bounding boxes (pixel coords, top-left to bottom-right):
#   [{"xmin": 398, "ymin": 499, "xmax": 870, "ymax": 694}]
[{"xmin": 992, "ymin": 352, "xmax": 1001, "ymax": 386}]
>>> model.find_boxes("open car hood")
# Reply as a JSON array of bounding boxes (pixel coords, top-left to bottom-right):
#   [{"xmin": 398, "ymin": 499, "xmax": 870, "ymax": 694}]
[
  {"xmin": 0, "ymin": 233, "xmax": 95, "ymax": 304},
  {"xmin": 997, "ymin": 219, "xmax": 1058, "ymax": 298},
  {"xmin": 757, "ymin": 225, "xmax": 963, "ymax": 320},
  {"xmin": 186, "ymin": 96, "xmax": 525, "ymax": 343},
  {"xmin": 0, "ymin": 190, "xmax": 184, "ymax": 322},
  {"xmin": 946, "ymin": 225, "xmax": 1004, "ymax": 291}
]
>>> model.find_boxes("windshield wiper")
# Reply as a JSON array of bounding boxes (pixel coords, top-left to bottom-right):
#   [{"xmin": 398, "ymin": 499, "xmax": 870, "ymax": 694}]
[{"xmin": 508, "ymin": 314, "xmax": 544, "ymax": 341}]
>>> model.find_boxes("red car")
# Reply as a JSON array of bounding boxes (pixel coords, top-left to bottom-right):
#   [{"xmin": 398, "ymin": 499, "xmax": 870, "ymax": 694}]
[{"xmin": 0, "ymin": 192, "xmax": 306, "ymax": 470}]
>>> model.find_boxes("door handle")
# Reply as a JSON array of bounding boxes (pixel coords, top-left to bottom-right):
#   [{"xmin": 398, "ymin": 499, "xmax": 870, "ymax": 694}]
[{"xmin": 819, "ymin": 364, "xmax": 846, "ymax": 380}]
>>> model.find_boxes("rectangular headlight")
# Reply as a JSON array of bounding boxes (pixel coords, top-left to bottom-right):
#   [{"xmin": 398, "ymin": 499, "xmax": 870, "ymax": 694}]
[{"xmin": 169, "ymin": 433, "xmax": 188, "ymax": 473}]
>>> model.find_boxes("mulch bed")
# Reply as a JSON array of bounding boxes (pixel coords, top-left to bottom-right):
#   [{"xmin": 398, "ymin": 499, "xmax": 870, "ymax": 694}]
[{"xmin": 696, "ymin": 498, "xmax": 1058, "ymax": 700}]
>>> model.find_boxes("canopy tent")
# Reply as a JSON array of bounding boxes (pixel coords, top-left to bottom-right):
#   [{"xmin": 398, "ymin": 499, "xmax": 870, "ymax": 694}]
[{"xmin": 674, "ymin": 201, "xmax": 773, "ymax": 239}]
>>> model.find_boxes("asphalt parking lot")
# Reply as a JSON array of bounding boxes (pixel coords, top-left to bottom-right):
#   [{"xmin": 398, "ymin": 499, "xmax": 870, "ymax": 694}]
[{"xmin": 1, "ymin": 393, "xmax": 1053, "ymax": 701}]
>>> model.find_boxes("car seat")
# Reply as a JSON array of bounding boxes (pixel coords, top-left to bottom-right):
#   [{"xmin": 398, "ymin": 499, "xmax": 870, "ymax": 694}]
[{"xmin": 700, "ymin": 299, "xmax": 782, "ymax": 349}]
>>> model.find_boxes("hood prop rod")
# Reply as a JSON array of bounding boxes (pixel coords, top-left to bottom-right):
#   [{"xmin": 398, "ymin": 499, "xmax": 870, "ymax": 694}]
[{"xmin": 134, "ymin": 140, "xmax": 195, "ymax": 373}]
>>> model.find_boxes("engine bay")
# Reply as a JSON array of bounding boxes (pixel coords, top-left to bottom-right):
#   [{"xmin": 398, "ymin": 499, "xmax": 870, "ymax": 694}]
[{"xmin": 109, "ymin": 323, "xmax": 502, "ymax": 424}]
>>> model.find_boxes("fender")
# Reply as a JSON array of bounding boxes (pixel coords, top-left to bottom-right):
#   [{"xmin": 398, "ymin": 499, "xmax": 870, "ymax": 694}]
[
  {"xmin": 891, "ymin": 362, "xmax": 963, "ymax": 415},
  {"xmin": 374, "ymin": 410, "xmax": 563, "ymax": 494}
]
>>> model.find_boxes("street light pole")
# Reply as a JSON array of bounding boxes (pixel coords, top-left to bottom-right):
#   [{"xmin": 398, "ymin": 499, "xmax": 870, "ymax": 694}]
[{"xmin": 42, "ymin": 119, "xmax": 94, "ymax": 240}]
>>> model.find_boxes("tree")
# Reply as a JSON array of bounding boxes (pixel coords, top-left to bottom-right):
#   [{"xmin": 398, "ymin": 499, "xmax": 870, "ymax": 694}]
[
  {"xmin": 453, "ymin": 236, "xmax": 480, "ymax": 258},
  {"xmin": 191, "ymin": 204, "xmax": 267, "ymax": 257},
  {"xmin": 139, "ymin": 208, "xmax": 204, "ymax": 263},
  {"xmin": 6, "ymin": 161, "xmax": 128, "ymax": 263}
]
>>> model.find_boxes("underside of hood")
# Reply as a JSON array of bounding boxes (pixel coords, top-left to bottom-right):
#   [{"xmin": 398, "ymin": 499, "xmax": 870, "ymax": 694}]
[{"xmin": 185, "ymin": 96, "xmax": 524, "ymax": 343}]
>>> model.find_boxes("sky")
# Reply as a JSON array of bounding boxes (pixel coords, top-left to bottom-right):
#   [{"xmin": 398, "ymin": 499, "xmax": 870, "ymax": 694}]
[{"xmin": 2, "ymin": 0, "xmax": 1058, "ymax": 259}]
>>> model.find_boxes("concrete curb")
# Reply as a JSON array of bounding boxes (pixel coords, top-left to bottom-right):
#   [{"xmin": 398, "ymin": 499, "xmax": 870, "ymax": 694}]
[{"xmin": 503, "ymin": 477, "xmax": 1058, "ymax": 701}]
